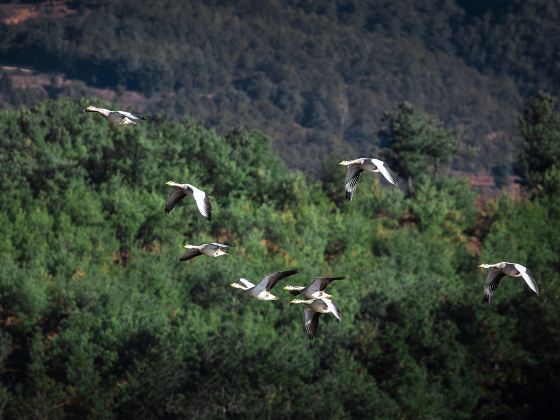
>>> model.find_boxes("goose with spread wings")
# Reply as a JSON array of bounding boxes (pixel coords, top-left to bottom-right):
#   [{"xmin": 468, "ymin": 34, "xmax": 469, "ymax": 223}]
[
  {"xmin": 178, "ymin": 243, "xmax": 232, "ymax": 261},
  {"xmin": 230, "ymin": 269, "xmax": 299, "ymax": 300},
  {"xmin": 283, "ymin": 276, "xmax": 346, "ymax": 299},
  {"xmin": 290, "ymin": 298, "xmax": 341, "ymax": 339},
  {"xmin": 339, "ymin": 158, "xmax": 398, "ymax": 200},
  {"xmin": 479, "ymin": 262, "xmax": 540, "ymax": 303},
  {"xmin": 83, "ymin": 106, "xmax": 145, "ymax": 125},
  {"xmin": 164, "ymin": 181, "xmax": 212, "ymax": 220}
]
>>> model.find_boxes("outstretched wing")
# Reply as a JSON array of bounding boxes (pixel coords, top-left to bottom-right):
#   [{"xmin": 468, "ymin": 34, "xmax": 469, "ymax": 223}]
[
  {"xmin": 372, "ymin": 159, "xmax": 398, "ymax": 187},
  {"xmin": 514, "ymin": 264, "xmax": 539, "ymax": 295},
  {"xmin": 177, "ymin": 249, "xmax": 202, "ymax": 261},
  {"xmin": 345, "ymin": 165, "xmax": 363, "ymax": 201},
  {"xmin": 254, "ymin": 269, "xmax": 299, "ymax": 292},
  {"xmin": 239, "ymin": 278, "xmax": 255, "ymax": 288},
  {"xmin": 117, "ymin": 110, "xmax": 145, "ymax": 121},
  {"xmin": 189, "ymin": 185, "xmax": 212, "ymax": 220},
  {"xmin": 165, "ymin": 187, "xmax": 187, "ymax": 213},
  {"xmin": 322, "ymin": 298, "xmax": 342, "ymax": 321},
  {"xmin": 483, "ymin": 269, "xmax": 506, "ymax": 303},
  {"xmin": 304, "ymin": 308, "xmax": 320, "ymax": 339},
  {"xmin": 210, "ymin": 243, "xmax": 232, "ymax": 248},
  {"xmin": 306, "ymin": 276, "xmax": 346, "ymax": 294}
]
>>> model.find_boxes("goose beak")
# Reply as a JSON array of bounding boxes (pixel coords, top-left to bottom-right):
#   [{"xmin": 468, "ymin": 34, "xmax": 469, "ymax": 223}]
[
  {"xmin": 165, "ymin": 181, "xmax": 173, "ymax": 185},
  {"xmin": 283, "ymin": 286, "xmax": 290, "ymax": 290},
  {"xmin": 338, "ymin": 161, "xmax": 346, "ymax": 165}
]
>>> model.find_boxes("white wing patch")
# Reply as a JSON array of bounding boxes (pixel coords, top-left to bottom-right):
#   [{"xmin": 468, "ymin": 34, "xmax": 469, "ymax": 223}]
[
  {"xmin": 189, "ymin": 185, "xmax": 211, "ymax": 219},
  {"xmin": 322, "ymin": 298, "xmax": 341, "ymax": 321},
  {"xmin": 239, "ymin": 278, "xmax": 255, "ymax": 288},
  {"xmin": 117, "ymin": 111, "xmax": 143, "ymax": 121},
  {"xmin": 372, "ymin": 159, "xmax": 398, "ymax": 187},
  {"xmin": 514, "ymin": 264, "xmax": 539, "ymax": 295}
]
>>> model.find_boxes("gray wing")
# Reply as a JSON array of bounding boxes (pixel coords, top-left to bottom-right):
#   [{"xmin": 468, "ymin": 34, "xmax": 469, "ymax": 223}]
[
  {"xmin": 165, "ymin": 187, "xmax": 187, "ymax": 213},
  {"xmin": 304, "ymin": 308, "xmax": 320, "ymax": 339},
  {"xmin": 306, "ymin": 276, "xmax": 346, "ymax": 294},
  {"xmin": 345, "ymin": 165, "xmax": 363, "ymax": 201},
  {"xmin": 254, "ymin": 269, "xmax": 299, "ymax": 292},
  {"xmin": 177, "ymin": 249, "xmax": 203, "ymax": 261},
  {"xmin": 483, "ymin": 269, "xmax": 506, "ymax": 303}
]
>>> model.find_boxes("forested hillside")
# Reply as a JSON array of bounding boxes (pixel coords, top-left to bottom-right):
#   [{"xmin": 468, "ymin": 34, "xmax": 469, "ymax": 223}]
[
  {"xmin": 1, "ymin": 0, "xmax": 559, "ymax": 174},
  {"xmin": 1, "ymin": 98, "xmax": 560, "ymax": 418}
]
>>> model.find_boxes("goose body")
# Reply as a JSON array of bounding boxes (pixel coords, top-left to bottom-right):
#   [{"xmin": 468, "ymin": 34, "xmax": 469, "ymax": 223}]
[
  {"xmin": 230, "ymin": 269, "xmax": 299, "ymax": 301},
  {"xmin": 290, "ymin": 298, "xmax": 341, "ymax": 339},
  {"xmin": 165, "ymin": 181, "xmax": 212, "ymax": 220},
  {"xmin": 283, "ymin": 276, "xmax": 345, "ymax": 299},
  {"xmin": 178, "ymin": 243, "xmax": 232, "ymax": 261},
  {"xmin": 339, "ymin": 158, "xmax": 398, "ymax": 200},
  {"xmin": 479, "ymin": 262, "xmax": 539, "ymax": 303},
  {"xmin": 84, "ymin": 106, "xmax": 145, "ymax": 125}
]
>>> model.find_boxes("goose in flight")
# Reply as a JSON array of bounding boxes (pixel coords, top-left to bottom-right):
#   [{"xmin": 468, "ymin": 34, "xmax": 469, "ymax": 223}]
[
  {"xmin": 290, "ymin": 298, "xmax": 341, "ymax": 339},
  {"xmin": 178, "ymin": 243, "xmax": 232, "ymax": 261},
  {"xmin": 283, "ymin": 276, "xmax": 346, "ymax": 299},
  {"xmin": 83, "ymin": 106, "xmax": 145, "ymax": 125},
  {"xmin": 339, "ymin": 158, "xmax": 398, "ymax": 200},
  {"xmin": 230, "ymin": 269, "xmax": 299, "ymax": 301},
  {"xmin": 165, "ymin": 181, "xmax": 212, "ymax": 220},
  {"xmin": 479, "ymin": 262, "xmax": 539, "ymax": 303}
]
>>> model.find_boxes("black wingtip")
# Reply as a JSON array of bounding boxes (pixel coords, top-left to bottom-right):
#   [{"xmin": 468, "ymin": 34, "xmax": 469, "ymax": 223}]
[{"xmin": 345, "ymin": 192, "xmax": 352, "ymax": 200}]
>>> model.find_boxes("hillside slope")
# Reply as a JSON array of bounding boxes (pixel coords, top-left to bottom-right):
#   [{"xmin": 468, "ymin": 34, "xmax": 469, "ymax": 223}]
[{"xmin": 0, "ymin": 0, "xmax": 557, "ymax": 174}]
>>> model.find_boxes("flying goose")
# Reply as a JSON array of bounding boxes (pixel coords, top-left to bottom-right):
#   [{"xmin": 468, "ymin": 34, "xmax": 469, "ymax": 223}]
[
  {"xmin": 165, "ymin": 181, "xmax": 212, "ymax": 220},
  {"xmin": 178, "ymin": 243, "xmax": 233, "ymax": 261},
  {"xmin": 230, "ymin": 269, "xmax": 299, "ymax": 300},
  {"xmin": 339, "ymin": 158, "xmax": 398, "ymax": 200},
  {"xmin": 83, "ymin": 106, "xmax": 145, "ymax": 125},
  {"xmin": 290, "ymin": 298, "xmax": 341, "ymax": 339},
  {"xmin": 283, "ymin": 276, "xmax": 346, "ymax": 299},
  {"xmin": 479, "ymin": 262, "xmax": 540, "ymax": 303}
]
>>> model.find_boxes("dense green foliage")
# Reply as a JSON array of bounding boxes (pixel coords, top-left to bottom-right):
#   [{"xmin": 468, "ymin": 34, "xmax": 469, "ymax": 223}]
[
  {"xmin": 380, "ymin": 102, "xmax": 458, "ymax": 190},
  {"xmin": 4, "ymin": 0, "xmax": 560, "ymax": 173},
  {"xmin": 1, "ymin": 99, "xmax": 559, "ymax": 418}
]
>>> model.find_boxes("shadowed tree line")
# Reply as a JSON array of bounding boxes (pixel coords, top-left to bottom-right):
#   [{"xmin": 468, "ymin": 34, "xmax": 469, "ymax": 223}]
[{"xmin": 2, "ymin": 0, "xmax": 559, "ymax": 174}]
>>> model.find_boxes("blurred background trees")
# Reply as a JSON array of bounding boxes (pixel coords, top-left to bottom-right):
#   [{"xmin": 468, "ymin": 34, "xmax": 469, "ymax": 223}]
[{"xmin": 2, "ymin": 0, "xmax": 559, "ymax": 174}]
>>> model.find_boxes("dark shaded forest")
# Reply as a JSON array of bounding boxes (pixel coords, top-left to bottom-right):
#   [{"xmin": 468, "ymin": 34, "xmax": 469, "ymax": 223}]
[
  {"xmin": 1, "ymin": 0, "xmax": 559, "ymax": 174},
  {"xmin": 1, "ymin": 94, "xmax": 560, "ymax": 418}
]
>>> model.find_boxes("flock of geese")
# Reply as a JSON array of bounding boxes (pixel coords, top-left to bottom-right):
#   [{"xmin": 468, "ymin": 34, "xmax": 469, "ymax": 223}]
[{"xmin": 84, "ymin": 105, "xmax": 541, "ymax": 338}]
